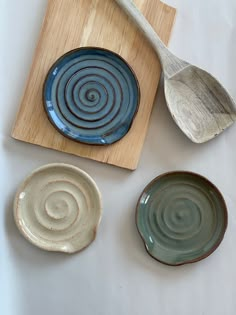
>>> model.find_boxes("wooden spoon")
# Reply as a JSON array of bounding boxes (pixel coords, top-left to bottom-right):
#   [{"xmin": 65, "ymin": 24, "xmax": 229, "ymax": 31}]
[{"xmin": 115, "ymin": 0, "xmax": 236, "ymax": 143}]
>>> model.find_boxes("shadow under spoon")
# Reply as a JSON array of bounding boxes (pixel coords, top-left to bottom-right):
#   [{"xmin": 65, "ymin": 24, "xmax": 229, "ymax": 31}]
[{"xmin": 115, "ymin": 0, "xmax": 236, "ymax": 143}]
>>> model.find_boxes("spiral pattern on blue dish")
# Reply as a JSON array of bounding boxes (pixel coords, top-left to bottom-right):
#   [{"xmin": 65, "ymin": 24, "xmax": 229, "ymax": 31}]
[
  {"xmin": 136, "ymin": 172, "xmax": 228, "ymax": 266},
  {"xmin": 43, "ymin": 48, "xmax": 140, "ymax": 145}
]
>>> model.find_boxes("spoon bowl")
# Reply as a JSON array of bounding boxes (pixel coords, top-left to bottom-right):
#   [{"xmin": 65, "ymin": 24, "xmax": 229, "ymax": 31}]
[
  {"xmin": 164, "ymin": 64, "xmax": 236, "ymax": 143},
  {"xmin": 115, "ymin": 0, "xmax": 236, "ymax": 143}
]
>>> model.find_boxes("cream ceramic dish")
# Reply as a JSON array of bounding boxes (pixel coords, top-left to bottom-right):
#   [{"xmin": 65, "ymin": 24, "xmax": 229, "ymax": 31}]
[{"xmin": 14, "ymin": 163, "xmax": 102, "ymax": 253}]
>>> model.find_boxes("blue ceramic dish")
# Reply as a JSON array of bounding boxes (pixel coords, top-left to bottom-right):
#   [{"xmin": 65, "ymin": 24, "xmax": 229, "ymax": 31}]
[{"xmin": 43, "ymin": 47, "xmax": 140, "ymax": 145}]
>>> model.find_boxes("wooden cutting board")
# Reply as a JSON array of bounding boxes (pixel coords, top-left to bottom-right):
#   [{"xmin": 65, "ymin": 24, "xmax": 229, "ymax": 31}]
[{"xmin": 12, "ymin": 0, "xmax": 176, "ymax": 170}]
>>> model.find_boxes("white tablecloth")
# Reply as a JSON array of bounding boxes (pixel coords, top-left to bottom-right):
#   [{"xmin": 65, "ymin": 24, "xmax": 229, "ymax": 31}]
[{"xmin": 1, "ymin": 0, "xmax": 236, "ymax": 314}]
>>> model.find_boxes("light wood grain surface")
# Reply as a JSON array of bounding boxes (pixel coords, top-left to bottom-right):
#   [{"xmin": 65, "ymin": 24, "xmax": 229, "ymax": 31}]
[{"xmin": 12, "ymin": 0, "xmax": 176, "ymax": 170}]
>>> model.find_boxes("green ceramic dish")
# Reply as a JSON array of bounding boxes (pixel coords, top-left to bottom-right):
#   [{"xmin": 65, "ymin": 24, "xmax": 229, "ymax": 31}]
[{"xmin": 136, "ymin": 171, "xmax": 228, "ymax": 266}]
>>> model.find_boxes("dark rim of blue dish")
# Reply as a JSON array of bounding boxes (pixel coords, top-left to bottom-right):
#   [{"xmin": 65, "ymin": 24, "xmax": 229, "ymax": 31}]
[
  {"xmin": 43, "ymin": 47, "xmax": 140, "ymax": 146},
  {"xmin": 135, "ymin": 171, "xmax": 228, "ymax": 267}
]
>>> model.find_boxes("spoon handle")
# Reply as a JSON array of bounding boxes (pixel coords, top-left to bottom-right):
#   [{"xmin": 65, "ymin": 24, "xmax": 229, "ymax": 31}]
[{"xmin": 115, "ymin": 0, "xmax": 187, "ymax": 77}]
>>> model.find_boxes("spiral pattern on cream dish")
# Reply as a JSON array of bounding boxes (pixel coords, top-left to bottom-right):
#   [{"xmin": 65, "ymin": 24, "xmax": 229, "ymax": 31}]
[{"xmin": 14, "ymin": 164, "xmax": 102, "ymax": 253}]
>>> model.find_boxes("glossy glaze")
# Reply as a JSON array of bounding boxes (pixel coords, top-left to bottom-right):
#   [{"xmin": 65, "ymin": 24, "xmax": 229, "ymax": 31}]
[
  {"xmin": 136, "ymin": 172, "xmax": 228, "ymax": 266},
  {"xmin": 43, "ymin": 47, "xmax": 140, "ymax": 145},
  {"xmin": 14, "ymin": 163, "xmax": 102, "ymax": 253}
]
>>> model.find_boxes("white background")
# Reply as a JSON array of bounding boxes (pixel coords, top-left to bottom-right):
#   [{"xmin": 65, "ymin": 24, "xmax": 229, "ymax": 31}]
[{"xmin": 1, "ymin": 0, "xmax": 236, "ymax": 314}]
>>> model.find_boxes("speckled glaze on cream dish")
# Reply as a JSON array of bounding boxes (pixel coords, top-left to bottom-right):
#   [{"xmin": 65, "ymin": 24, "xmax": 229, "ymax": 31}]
[
  {"xmin": 136, "ymin": 171, "xmax": 228, "ymax": 266},
  {"xmin": 14, "ymin": 163, "xmax": 102, "ymax": 253}
]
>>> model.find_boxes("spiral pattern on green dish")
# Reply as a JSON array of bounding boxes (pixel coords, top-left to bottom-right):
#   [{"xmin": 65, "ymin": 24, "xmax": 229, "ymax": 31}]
[{"xmin": 136, "ymin": 172, "xmax": 227, "ymax": 266}]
